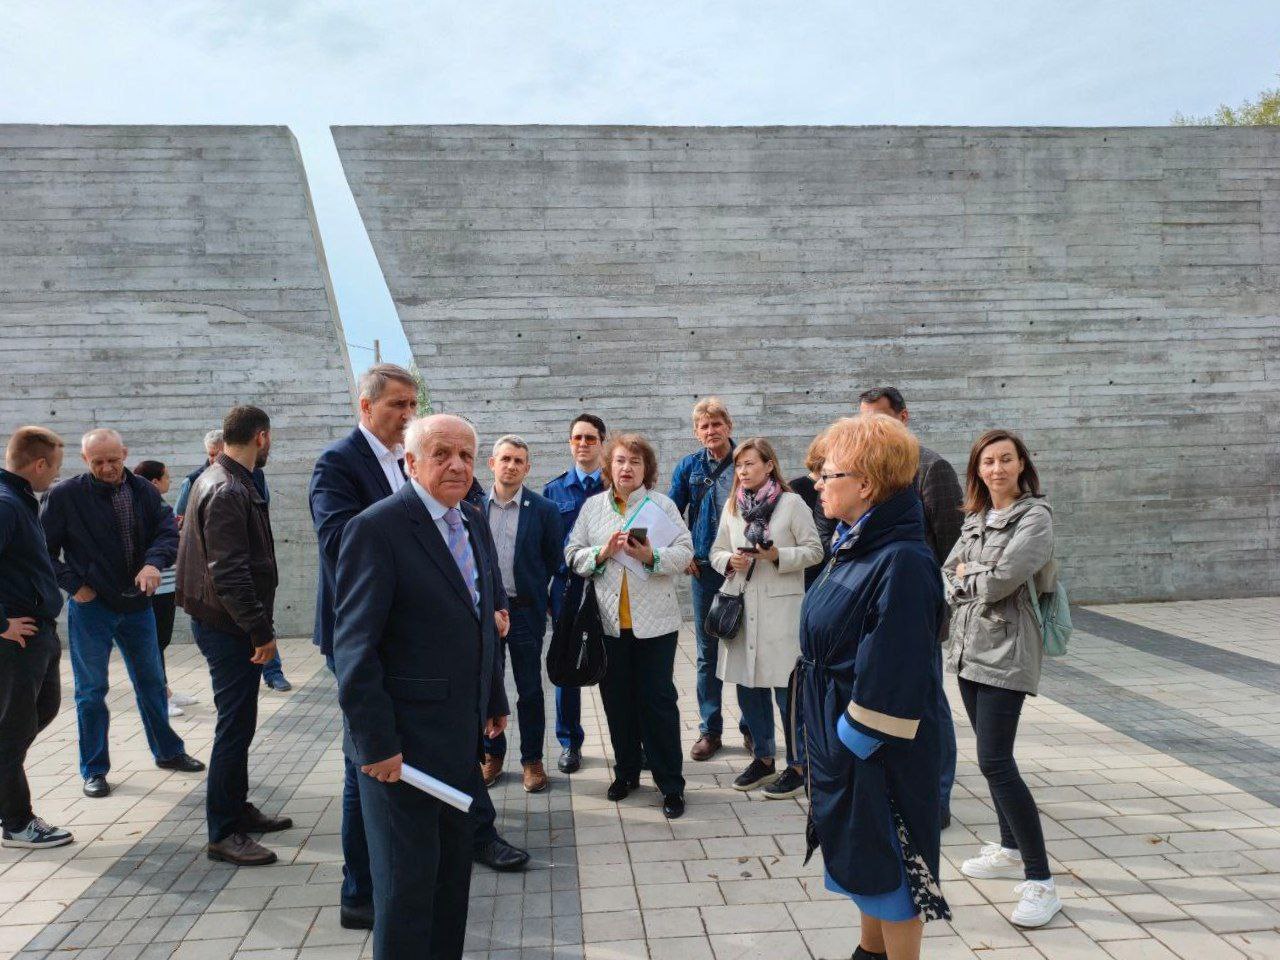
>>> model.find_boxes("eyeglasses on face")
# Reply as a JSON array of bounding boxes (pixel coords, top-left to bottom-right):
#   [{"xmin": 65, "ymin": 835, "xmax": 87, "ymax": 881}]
[{"xmin": 818, "ymin": 471, "xmax": 859, "ymax": 483}]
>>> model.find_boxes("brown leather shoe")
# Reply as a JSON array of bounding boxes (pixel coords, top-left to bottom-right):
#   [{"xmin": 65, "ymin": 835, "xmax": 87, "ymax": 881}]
[
  {"xmin": 481, "ymin": 754, "xmax": 504, "ymax": 787},
  {"xmin": 522, "ymin": 761, "xmax": 548, "ymax": 793},
  {"xmin": 207, "ymin": 832, "xmax": 277, "ymax": 866},
  {"xmin": 689, "ymin": 734, "xmax": 722, "ymax": 761}
]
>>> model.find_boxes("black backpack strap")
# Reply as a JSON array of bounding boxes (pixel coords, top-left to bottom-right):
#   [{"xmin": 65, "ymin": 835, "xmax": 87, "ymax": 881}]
[{"xmin": 688, "ymin": 455, "xmax": 733, "ymax": 530}]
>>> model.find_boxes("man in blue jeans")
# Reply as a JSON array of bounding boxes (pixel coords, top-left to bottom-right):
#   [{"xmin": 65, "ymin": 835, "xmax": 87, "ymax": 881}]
[
  {"xmin": 42, "ymin": 429, "xmax": 205, "ymax": 799},
  {"xmin": 542, "ymin": 413, "xmax": 607, "ymax": 774},
  {"xmin": 668, "ymin": 398, "xmax": 748, "ymax": 761}
]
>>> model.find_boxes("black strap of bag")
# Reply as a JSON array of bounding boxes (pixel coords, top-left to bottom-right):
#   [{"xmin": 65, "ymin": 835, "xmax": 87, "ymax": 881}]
[
  {"xmin": 688, "ymin": 454, "xmax": 733, "ymax": 532},
  {"xmin": 703, "ymin": 559, "xmax": 755, "ymax": 642}
]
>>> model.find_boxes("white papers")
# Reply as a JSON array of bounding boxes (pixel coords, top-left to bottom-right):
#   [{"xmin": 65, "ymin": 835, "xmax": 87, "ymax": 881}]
[
  {"xmin": 613, "ymin": 497, "xmax": 682, "ymax": 582},
  {"xmin": 400, "ymin": 763, "xmax": 473, "ymax": 812}
]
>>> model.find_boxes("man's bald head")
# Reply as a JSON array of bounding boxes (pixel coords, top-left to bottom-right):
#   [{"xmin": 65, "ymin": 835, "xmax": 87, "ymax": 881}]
[
  {"xmin": 404, "ymin": 414, "xmax": 478, "ymax": 507},
  {"xmin": 81, "ymin": 428, "xmax": 127, "ymax": 485}
]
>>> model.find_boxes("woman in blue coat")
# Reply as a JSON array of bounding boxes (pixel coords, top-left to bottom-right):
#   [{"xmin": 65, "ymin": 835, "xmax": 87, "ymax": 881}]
[{"xmin": 797, "ymin": 414, "xmax": 949, "ymax": 960}]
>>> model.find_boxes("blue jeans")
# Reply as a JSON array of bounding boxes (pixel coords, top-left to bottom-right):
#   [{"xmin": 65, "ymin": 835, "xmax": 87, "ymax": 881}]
[
  {"xmin": 737, "ymin": 685, "xmax": 804, "ymax": 766},
  {"xmin": 261, "ymin": 651, "xmax": 286, "ymax": 686},
  {"xmin": 550, "ymin": 574, "xmax": 584, "ymax": 750},
  {"xmin": 483, "ymin": 608, "xmax": 546, "ymax": 764},
  {"xmin": 326, "ymin": 655, "xmax": 373, "ymax": 906},
  {"xmin": 691, "ymin": 568, "xmax": 748, "ymax": 739},
  {"xmin": 938, "ymin": 645, "xmax": 957, "ymax": 817},
  {"xmin": 192, "ymin": 620, "xmax": 262, "ymax": 842},
  {"xmin": 67, "ymin": 599, "xmax": 185, "ymax": 780}
]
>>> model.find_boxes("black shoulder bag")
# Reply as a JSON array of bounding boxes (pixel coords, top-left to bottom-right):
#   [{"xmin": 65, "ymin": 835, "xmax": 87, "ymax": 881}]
[
  {"xmin": 704, "ymin": 560, "xmax": 755, "ymax": 642},
  {"xmin": 545, "ymin": 575, "xmax": 607, "ymax": 687}
]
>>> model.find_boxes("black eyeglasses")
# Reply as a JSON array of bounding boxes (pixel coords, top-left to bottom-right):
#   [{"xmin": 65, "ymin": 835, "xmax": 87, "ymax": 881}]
[{"xmin": 818, "ymin": 471, "xmax": 858, "ymax": 483}]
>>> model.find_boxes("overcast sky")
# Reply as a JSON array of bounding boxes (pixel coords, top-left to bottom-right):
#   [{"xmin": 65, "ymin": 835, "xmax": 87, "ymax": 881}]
[{"xmin": 5, "ymin": 2, "xmax": 1278, "ymax": 367}]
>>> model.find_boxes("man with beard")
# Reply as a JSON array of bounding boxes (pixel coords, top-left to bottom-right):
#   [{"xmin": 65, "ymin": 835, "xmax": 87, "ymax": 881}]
[{"xmin": 177, "ymin": 406, "xmax": 291, "ymax": 865}]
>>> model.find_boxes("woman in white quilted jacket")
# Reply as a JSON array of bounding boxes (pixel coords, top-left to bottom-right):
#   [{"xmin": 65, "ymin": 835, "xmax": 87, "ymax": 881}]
[{"xmin": 565, "ymin": 433, "xmax": 694, "ymax": 819}]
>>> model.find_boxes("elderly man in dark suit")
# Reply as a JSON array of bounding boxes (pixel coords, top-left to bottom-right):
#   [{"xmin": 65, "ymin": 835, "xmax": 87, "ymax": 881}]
[
  {"xmin": 333, "ymin": 413, "xmax": 510, "ymax": 960},
  {"xmin": 310, "ymin": 366, "xmax": 527, "ymax": 931}
]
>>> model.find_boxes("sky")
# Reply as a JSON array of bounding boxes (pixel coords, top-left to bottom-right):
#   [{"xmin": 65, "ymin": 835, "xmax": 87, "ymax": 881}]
[{"xmin": 4, "ymin": 2, "xmax": 1278, "ymax": 369}]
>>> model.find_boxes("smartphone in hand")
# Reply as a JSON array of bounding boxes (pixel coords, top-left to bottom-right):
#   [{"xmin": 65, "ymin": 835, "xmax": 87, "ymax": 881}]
[{"xmin": 628, "ymin": 527, "xmax": 648, "ymax": 545}]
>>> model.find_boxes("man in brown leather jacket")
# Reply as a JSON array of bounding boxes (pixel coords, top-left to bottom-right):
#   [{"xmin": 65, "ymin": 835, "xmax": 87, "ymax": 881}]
[{"xmin": 176, "ymin": 405, "xmax": 292, "ymax": 866}]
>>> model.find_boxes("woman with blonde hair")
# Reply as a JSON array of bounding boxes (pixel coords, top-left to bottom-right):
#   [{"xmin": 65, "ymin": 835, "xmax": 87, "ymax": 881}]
[
  {"xmin": 565, "ymin": 433, "xmax": 694, "ymax": 818},
  {"xmin": 798, "ymin": 414, "xmax": 949, "ymax": 960},
  {"xmin": 709, "ymin": 438, "xmax": 822, "ymax": 796}
]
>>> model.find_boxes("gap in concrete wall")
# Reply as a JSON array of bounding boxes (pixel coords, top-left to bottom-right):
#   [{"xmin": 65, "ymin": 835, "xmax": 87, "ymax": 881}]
[{"xmin": 291, "ymin": 124, "xmax": 413, "ymax": 373}]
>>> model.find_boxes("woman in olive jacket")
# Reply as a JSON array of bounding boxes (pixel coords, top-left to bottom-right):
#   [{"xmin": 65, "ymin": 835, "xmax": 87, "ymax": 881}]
[{"xmin": 943, "ymin": 428, "xmax": 1060, "ymax": 930}]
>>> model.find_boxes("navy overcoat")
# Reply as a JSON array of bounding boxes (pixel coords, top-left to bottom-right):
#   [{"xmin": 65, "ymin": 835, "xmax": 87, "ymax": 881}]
[{"xmin": 797, "ymin": 487, "xmax": 946, "ymax": 896}]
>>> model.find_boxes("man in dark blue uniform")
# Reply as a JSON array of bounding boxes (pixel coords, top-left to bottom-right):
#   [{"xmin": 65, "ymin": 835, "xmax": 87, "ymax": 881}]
[{"xmin": 541, "ymin": 413, "xmax": 606, "ymax": 774}]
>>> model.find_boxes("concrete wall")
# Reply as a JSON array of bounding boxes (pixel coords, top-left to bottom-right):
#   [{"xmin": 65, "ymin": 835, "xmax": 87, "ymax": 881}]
[
  {"xmin": 335, "ymin": 125, "xmax": 1279, "ymax": 603},
  {"xmin": 0, "ymin": 125, "xmax": 354, "ymax": 638}
]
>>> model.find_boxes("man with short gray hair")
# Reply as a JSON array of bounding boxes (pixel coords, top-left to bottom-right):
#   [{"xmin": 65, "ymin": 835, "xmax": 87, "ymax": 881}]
[
  {"xmin": 480, "ymin": 435, "xmax": 563, "ymax": 794},
  {"xmin": 174, "ymin": 429, "xmax": 224, "ymax": 522},
  {"xmin": 42, "ymin": 429, "xmax": 204, "ymax": 799}
]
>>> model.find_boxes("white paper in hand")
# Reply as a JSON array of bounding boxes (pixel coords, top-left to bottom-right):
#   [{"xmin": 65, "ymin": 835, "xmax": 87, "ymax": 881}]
[
  {"xmin": 613, "ymin": 497, "xmax": 682, "ymax": 581},
  {"xmin": 400, "ymin": 763, "xmax": 473, "ymax": 812}
]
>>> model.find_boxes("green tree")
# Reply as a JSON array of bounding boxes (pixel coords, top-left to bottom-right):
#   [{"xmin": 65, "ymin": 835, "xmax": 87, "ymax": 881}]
[
  {"xmin": 1174, "ymin": 70, "xmax": 1280, "ymax": 125},
  {"xmin": 408, "ymin": 362, "xmax": 432, "ymax": 414}
]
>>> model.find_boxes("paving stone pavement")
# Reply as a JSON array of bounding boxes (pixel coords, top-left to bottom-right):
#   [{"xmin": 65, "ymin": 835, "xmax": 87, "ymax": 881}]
[{"xmin": 2, "ymin": 599, "xmax": 1279, "ymax": 960}]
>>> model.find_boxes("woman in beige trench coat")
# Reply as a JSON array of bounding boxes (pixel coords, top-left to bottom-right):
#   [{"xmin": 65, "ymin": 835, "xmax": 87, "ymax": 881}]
[{"xmin": 710, "ymin": 438, "xmax": 823, "ymax": 794}]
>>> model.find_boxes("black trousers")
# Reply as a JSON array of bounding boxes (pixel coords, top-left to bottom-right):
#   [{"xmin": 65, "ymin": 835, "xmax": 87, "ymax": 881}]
[
  {"xmin": 958, "ymin": 676, "xmax": 1051, "ymax": 880},
  {"xmin": 0, "ymin": 624, "xmax": 61, "ymax": 832},
  {"xmin": 599, "ymin": 629, "xmax": 684, "ymax": 796},
  {"xmin": 359, "ymin": 774, "xmax": 473, "ymax": 960},
  {"xmin": 152, "ymin": 593, "xmax": 176, "ymax": 680},
  {"xmin": 192, "ymin": 619, "xmax": 263, "ymax": 842}
]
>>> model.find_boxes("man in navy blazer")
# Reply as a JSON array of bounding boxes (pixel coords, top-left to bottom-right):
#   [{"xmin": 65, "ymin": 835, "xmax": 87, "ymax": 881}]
[
  {"xmin": 334, "ymin": 414, "xmax": 509, "ymax": 960},
  {"xmin": 310, "ymin": 366, "xmax": 528, "ymax": 931},
  {"xmin": 480, "ymin": 436, "xmax": 563, "ymax": 793}
]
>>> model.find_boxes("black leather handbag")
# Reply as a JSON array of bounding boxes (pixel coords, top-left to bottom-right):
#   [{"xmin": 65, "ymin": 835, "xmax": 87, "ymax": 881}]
[
  {"xmin": 703, "ymin": 560, "xmax": 755, "ymax": 642},
  {"xmin": 546, "ymin": 575, "xmax": 608, "ymax": 687}
]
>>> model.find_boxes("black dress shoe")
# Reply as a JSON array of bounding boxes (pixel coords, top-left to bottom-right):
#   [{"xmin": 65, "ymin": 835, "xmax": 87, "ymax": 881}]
[
  {"xmin": 474, "ymin": 836, "xmax": 530, "ymax": 872},
  {"xmin": 156, "ymin": 753, "xmax": 206, "ymax": 773},
  {"xmin": 662, "ymin": 793, "xmax": 685, "ymax": 819},
  {"xmin": 606, "ymin": 776, "xmax": 639, "ymax": 802},
  {"xmin": 941, "ymin": 809, "xmax": 952, "ymax": 831},
  {"xmin": 852, "ymin": 947, "xmax": 888, "ymax": 960},
  {"xmin": 557, "ymin": 746, "xmax": 581, "ymax": 774},
  {"xmin": 339, "ymin": 901, "xmax": 374, "ymax": 930},
  {"xmin": 239, "ymin": 803, "xmax": 293, "ymax": 833},
  {"xmin": 83, "ymin": 775, "xmax": 110, "ymax": 798}
]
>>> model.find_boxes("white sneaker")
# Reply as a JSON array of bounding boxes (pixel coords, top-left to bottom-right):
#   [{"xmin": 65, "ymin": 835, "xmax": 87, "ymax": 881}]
[
  {"xmin": 167, "ymin": 701, "xmax": 184, "ymax": 718},
  {"xmin": 1010, "ymin": 879, "xmax": 1061, "ymax": 927},
  {"xmin": 961, "ymin": 842, "xmax": 1025, "ymax": 879},
  {"xmin": 2, "ymin": 816, "xmax": 73, "ymax": 849},
  {"xmin": 169, "ymin": 692, "xmax": 198, "ymax": 707}
]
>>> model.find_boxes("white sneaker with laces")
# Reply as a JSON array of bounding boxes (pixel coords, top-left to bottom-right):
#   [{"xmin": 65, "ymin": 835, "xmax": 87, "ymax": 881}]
[
  {"xmin": 170, "ymin": 692, "xmax": 198, "ymax": 707},
  {"xmin": 961, "ymin": 842, "xmax": 1024, "ymax": 879},
  {"xmin": 1010, "ymin": 879, "xmax": 1061, "ymax": 927},
  {"xmin": 167, "ymin": 701, "xmax": 184, "ymax": 718},
  {"xmin": 1, "ymin": 816, "xmax": 73, "ymax": 849}
]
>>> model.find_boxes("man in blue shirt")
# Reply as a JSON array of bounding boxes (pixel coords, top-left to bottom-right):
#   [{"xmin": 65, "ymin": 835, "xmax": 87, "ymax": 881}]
[
  {"xmin": 667, "ymin": 398, "xmax": 748, "ymax": 761},
  {"xmin": 541, "ymin": 413, "xmax": 606, "ymax": 774}
]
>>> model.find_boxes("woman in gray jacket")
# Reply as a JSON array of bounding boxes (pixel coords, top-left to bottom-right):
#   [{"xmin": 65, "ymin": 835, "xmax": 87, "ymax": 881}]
[{"xmin": 942, "ymin": 429, "xmax": 1060, "ymax": 930}]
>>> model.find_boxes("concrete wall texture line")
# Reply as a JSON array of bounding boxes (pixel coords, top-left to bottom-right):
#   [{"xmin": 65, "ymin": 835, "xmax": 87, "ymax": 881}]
[
  {"xmin": 0, "ymin": 125, "xmax": 355, "ymax": 638},
  {"xmin": 333, "ymin": 125, "xmax": 1280, "ymax": 603}
]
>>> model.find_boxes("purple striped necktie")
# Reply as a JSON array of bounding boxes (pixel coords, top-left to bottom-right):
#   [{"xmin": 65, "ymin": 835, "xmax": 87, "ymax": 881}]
[{"xmin": 443, "ymin": 506, "xmax": 480, "ymax": 609}]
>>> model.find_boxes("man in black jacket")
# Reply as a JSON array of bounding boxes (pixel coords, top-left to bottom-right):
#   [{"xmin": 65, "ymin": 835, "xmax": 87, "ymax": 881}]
[
  {"xmin": 0, "ymin": 427, "xmax": 73, "ymax": 849},
  {"xmin": 177, "ymin": 406, "xmax": 292, "ymax": 866},
  {"xmin": 42, "ymin": 429, "xmax": 204, "ymax": 800},
  {"xmin": 858, "ymin": 386, "xmax": 964, "ymax": 829}
]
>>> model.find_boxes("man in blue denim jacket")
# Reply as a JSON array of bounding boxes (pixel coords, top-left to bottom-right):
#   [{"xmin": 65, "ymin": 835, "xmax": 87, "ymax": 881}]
[
  {"xmin": 542, "ymin": 413, "xmax": 607, "ymax": 774},
  {"xmin": 667, "ymin": 398, "xmax": 748, "ymax": 760}
]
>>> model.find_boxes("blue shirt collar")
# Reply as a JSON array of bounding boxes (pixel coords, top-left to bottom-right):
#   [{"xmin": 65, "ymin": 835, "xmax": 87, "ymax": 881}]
[
  {"xmin": 573, "ymin": 466, "xmax": 602, "ymax": 487},
  {"xmin": 410, "ymin": 479, "xmax": 454, "ymax": 522}
]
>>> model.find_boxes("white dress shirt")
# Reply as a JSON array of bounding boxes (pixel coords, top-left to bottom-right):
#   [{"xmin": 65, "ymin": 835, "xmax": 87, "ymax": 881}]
[
  {"xmin": 359, "ymin": 423, "xmax": 406, "ymax": 493},
  {"xmin": 409, "ymin": 479, "xmax": 479, "ymax": 609}
]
